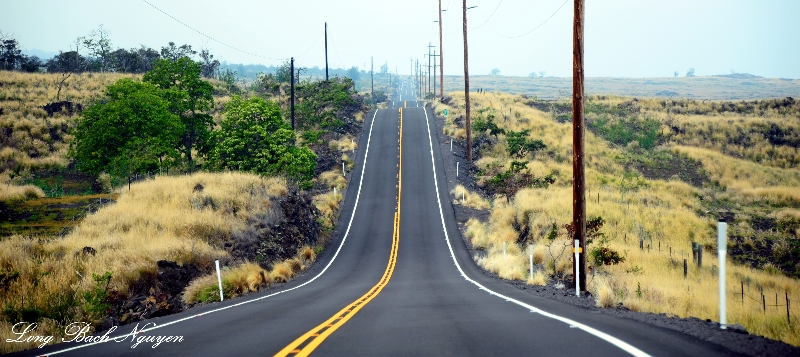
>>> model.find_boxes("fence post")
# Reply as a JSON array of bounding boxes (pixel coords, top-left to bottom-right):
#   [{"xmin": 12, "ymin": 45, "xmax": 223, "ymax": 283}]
[
  {"xmin": 787, "ymin": 291, "xmax": 791, "ymax": 324},
  {"xmin": 683, "ymin": 259, "xmax": 687, "ymax": 279},
  {"xmin": 697, "ymin": 244, "xmax": 703, "ymax": 267},
  {"xmin": 718, "ymin": 220, "xmax": 727, "ymax": 330},
  {"xmin": 215, "ymin": 259, "xmax": 224, "ymax": 302}
]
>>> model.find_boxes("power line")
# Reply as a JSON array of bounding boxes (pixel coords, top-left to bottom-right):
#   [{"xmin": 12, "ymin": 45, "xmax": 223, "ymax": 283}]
[
  {"xmin": 472, "ymin": 0, "xmax": 503, "ymax": 29},
  {"xmin": 296, "ymin": 33, "xmax": 323, "ymax": 60},
  {"xmin": 140, "ymin": 0, "xmax": 281, "ymax": 60},
  {"xmin": 488, "ymin": 0, "xmax": 569, "ymax": 39}
]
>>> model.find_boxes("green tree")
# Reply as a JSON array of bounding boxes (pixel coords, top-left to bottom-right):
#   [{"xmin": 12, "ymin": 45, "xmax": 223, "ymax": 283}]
[
  {"xmin": 472, "ymin": 113, "xmax": 505, "ymax": 138},
  {"xmin": 506, "ymin": 130, "xmax": 546, "ymax": 158},
  {"xmin": 295, "ymin": 77, "xmax": 361, "ymax": 130},
  {"xmin": 71, "ymin": 79, "xmax": 182, "ymax": 177},
  {"xmin": 346, "ymin": 66, "xmax": 361, "ymax": 82},
  {"xmin": 208, "ymin": 96, "xmax": 317, "ymax": 187},
  {"xmin": 143, "ymin": 57, "xmax": 214, "ymax": 171}
]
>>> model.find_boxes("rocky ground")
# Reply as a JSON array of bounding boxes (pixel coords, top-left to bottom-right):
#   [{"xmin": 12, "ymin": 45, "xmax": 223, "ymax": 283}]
[{"xmin": 430, "ymin": 103, "xmax": 800, "ymax": 357}]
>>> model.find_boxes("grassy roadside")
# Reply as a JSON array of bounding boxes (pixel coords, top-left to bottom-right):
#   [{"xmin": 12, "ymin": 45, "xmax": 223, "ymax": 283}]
[
  {"xmin": 0, "ymin": 69, "xmax": 368, "ymax": 353},
  {"xmin": 435, "ymin": 91, "xmax": 800, "ymax": 345}
]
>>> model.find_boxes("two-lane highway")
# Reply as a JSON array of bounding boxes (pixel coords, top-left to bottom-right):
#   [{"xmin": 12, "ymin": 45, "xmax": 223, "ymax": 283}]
[{"xmin": 21, "ymin": 79, "xmax": 742, "ymax": 356}]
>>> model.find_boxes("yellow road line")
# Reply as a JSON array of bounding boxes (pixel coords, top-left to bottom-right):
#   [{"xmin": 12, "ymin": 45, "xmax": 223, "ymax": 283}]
[{"xmin": 275, "ymin": 110, "xmax": 403, "ymax": 357}]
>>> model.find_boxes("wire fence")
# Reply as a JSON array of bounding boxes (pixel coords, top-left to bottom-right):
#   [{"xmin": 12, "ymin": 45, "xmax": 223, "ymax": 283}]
[{"xmin": 629, "ymin": 237, "xmax": 800, "ymax": 325}]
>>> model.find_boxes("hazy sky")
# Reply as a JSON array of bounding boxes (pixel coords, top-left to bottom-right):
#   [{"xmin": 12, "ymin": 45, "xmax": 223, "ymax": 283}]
[{"xmin": 2, "ymin": 0, "xmax": 799, "ymax": 78}]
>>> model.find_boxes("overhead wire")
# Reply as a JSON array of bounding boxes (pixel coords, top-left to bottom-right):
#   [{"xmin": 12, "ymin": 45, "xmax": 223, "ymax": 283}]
[
  {"xmin": 471, "ymin": 0, "xmax": 503, "ymax": 29},
  {"xmin": 140, "ymin": 0, "xmax": 282, "ymax": 60},
  {"xmin": 487, "ymin": 0, "xmax": 569, "ymax": 39}
]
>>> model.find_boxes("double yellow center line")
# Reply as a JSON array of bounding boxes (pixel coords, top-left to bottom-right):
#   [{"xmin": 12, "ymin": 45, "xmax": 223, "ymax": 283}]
[{"xmin": 275, "ymin": 109, "xmax": 403, "ymax": 357}]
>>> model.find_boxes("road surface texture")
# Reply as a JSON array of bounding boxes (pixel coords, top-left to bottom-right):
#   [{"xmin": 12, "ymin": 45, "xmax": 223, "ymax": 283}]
[{"xmin": 19, "ymin": 79, "xmax": 743, "ymax": 357}]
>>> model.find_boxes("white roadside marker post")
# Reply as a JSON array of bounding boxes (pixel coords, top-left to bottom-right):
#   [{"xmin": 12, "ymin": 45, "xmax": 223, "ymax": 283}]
[
  {"xmin": 456, "ymin": 162, "xmax": 459, "ymax": 177},
  {"xmin": 450, "ymin": 139, "xmax": 453, "ymax": 152},
  {"xmin": 574, "ymin": 240, "xmax": 580, "ymax": 297},
  {"xmin": 334, "ymin": 187, "xmax": 337, "ymax": 198},
  {"xmin": 342, "ymin": 162, "xmax": 346, "ymax": 176},
  {"xmin": 351, "ymin": 139, "xmax": 354, "ymax": 154},
  {"xmin": 215, "ymin": 259, "xmax": 224, "ymax": 302},
  {"xmin": 719, "ymin": 220, "xmax": 728, "ymax": 329},
  {"xmin": 529, "ymin": 244, "xmax": 533, "ymax": 279}
]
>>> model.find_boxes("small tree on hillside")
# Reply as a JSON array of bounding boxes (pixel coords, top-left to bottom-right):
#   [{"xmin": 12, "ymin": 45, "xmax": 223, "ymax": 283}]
[
  {"xmin": 686, "ymin": 68, "xmax": 696, "ymax": 77},
  {"xmin": 71, "ymin": 79, "xmax": 183, "ymax": 177},
  {"xmin": 80, "ymin": 25, "xmax": 114, "ymax": 72},
  {"xmin": 143, "ymin": 57, "xmax": 214, "ymax": 171},
  {"xmin": 208, "ymin": 96, "xmax": 317, "ymax": 188},
  {"xmin": 506, "ymin": 130, "xmax": 546, "ymax": 158}
]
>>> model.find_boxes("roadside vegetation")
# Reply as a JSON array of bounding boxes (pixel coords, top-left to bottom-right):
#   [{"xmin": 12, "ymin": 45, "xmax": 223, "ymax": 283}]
[
  {"xmin": 435, "ymin": 91, "xmax": 800, "ymax": 345},
  {"xmin": 0, "ymin": 29, "xmax": 378, "ymax": 353}
]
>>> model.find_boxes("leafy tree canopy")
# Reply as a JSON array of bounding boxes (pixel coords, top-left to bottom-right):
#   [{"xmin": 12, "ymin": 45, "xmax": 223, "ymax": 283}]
[
  {"xmin": 144, "ymin": 57, "xmax": 214, "ymax": 170},
  {"xmin": 208, "ymin": 96, "xmax": 317, "ymax": 187},
  {"xmin": 295, "ymin": 76, "xmax": 361, "ymax": 130},
  {"xmin": 506, "ymin": 130, "xmax": 546, "ymax": 158},
  {"xmin": 70, "ymin": 78, "xmax": 183, "ymax": 177}
]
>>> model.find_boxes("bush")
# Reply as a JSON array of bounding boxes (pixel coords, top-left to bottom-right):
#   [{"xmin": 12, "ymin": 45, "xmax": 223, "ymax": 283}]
[
  {"xmin": 82, "ymin": 272, "xmax": 112, "ymax": 321},
  {"xmin": 208, "ymin": 96, "xmax": 317, "ymax": 188},
  {"xmin": 589, "ymin": 246, "xmax": 626, "ymax": 266},
  {"xmin": 506, "ymin": 130, "xmax": 546, "ymax": 158}
]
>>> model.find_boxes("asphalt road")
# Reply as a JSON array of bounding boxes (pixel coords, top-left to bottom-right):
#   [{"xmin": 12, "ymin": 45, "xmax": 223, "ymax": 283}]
[{"xmin": 19, "ymin": 79, "xmax": 742, "ymax": 357}]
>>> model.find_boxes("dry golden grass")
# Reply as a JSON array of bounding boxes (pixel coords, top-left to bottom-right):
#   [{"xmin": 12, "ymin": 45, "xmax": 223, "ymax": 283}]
[
  {"xmin": 450, "ymin": 184, "xmax": 489, "ymax": 210},
  {"xmin": 0, "ymin": 172, "xmax": 287, "ymax": 353},
  {"xmin": 313, "ymin": 189, "xmax": 343, "ymax": 228},
  {"xmin": 442, "ymin": 90, "xmax": 800, "ymax": 345},
  {"xmin": 319, "ymin": 170, "xmax": 346, "ymax": 190},
  {"xmin": 674, "ymin": 146, "xmax": 800, "ymax": 205},
  {"xmin": 0, "ymin": 182, "xmax": 45, "ymax": 202},
  {"xmin": 529, "ymin": 270, "xmax": 548, "ymax": 286},
  {"xmin": 329, "ymin": 135, "xmax": 357, "ymax": 153},
  {"xmin": 182, "ymin": 245, "xmax": 317, "ymax": 305},
  {"xmin": 0, "ymin": 71, "xmax": 139, "ymax": 172},
  {"xmin": 342, "ymin": 154, "xmax": 354, "ymax": 171}
]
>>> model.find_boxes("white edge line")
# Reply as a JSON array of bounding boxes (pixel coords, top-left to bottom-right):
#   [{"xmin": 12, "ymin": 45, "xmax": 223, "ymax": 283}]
[
  {"xmin": 44, "ymin": 109, "xmax": 382, "ymax": 355},
  {"xmin": 420, "ymin": 107, "xmax": 651, "ymax": 357}
]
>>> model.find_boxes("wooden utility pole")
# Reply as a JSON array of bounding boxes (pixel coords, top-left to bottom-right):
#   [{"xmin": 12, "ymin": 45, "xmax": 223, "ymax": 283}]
[
  {"xmin": 428, "ymin": 43, "xmax": 435, "ymax": 96},
  {"xmin": 324, "ymin": 23, "xmax": 329, "ymax": 81},
  {"xmin": 572, "ymin": 0, "xmax": 587, "ymax": 292},
  {"xmin": 290, "ymin": 57, "xmax": 295, "ymax": 130},
  {"xmin": 463, "ymin": 0, "xmax": 472, "ymax": 162},
  {"xmin": 438, "ymin": 0, "xmax": 444, "ymax": 99},
  {"xmin": 432, "ymin": 51, "xmax": 439, "ymax": 99},
  {"xmin": 371, "ymin": 56, "xmax": 374, "ymax": 105}
]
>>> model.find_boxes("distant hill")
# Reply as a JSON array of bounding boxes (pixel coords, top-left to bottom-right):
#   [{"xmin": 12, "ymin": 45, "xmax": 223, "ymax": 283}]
[
  {"xmin": 22, "ymin": 48, "xmax": 58, "ymax": 60},
  {"xmin": 713, "ymin": 73, "xmax": 763, "ymax": 79}
]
